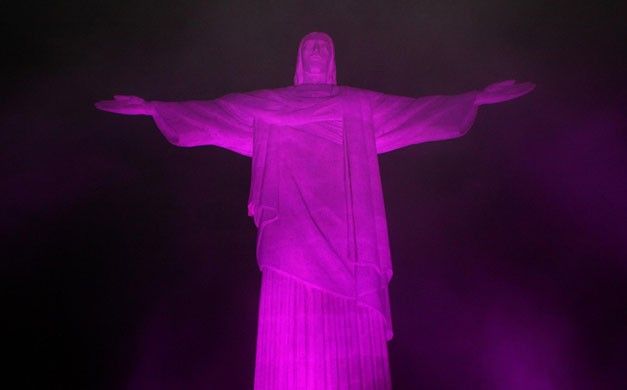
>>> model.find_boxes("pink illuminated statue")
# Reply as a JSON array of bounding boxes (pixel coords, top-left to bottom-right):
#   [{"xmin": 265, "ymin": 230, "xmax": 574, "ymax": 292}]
[{"xmin": 96, "ymin": 32, "xmax": 533, "ymax": 389}]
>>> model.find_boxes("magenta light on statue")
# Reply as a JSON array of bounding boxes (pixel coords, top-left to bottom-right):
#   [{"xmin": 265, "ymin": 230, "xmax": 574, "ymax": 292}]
[{"xmin": 96, "ymin": 31, "xmax": 534, "ymax": 390}]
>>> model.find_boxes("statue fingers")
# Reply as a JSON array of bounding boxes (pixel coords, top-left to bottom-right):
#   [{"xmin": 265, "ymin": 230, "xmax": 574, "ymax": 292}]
[
  {"xmin": 485, "ymin": 80, "xmax": 516, "ymax": 92},
  {"xmin": 506, "ymin": 82, "xmax": 535, "ymax": 99},
  {"xmin": 517, "ymin": 82, "xmax": 536, "ymax": 94},
  {"xmin": 95, "ymin": 100, "xmax": 121, "ymax": 112},
  {"xmin": 114, "ymin": 95, "xmax": 145, "ymax": 103},
  {"xmin": 95, "ymin": 100, "xmax": 147, "ymax": 115}
]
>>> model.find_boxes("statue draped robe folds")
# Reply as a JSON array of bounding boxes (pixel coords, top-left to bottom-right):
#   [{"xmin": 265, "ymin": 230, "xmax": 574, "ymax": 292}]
[{"xmin": 151, "ymin": 85, "xmax": 478, "ymax": 389}]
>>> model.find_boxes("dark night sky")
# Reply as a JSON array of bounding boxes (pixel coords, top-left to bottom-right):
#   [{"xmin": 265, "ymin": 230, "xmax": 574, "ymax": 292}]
[{"xmin": 2, "ymin": 1, "xmax": 626, "ymax": 389}]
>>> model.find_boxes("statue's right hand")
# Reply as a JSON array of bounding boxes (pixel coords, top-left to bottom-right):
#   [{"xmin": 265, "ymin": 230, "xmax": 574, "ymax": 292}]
[{"xmin": 94, "ymin": 95, "xmax": 154, "ymax": 115}]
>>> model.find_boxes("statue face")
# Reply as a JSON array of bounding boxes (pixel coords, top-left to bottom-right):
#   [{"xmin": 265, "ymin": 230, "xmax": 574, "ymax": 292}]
[
  {"xmin": 294, "ymin": 32, "xmax": 336, "ymax": 85},
  {"xmin": 301, "ymin": 38, "xmax": 331, "ymax": 75}
]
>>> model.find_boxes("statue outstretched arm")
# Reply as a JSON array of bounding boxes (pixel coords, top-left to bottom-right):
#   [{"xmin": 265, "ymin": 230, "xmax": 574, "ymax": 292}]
[
  {"xmin": 372, "ymin": 80, "xmax": 534, "ymax": 153},
  {"xmin": 95, "ymin": 94, "xmax": 254, "ymax": 156}
]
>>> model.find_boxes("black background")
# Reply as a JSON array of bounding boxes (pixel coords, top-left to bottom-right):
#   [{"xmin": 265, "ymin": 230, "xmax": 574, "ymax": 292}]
[{"xmin": 3, "ymin": 1, "xmax": 626, "ymax": 388}]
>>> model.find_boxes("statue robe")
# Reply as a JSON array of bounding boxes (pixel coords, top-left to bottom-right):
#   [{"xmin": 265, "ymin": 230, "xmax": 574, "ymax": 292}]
[{"xmin": 151, "ymin": 84, "xmax": 478, "ymax": 389}]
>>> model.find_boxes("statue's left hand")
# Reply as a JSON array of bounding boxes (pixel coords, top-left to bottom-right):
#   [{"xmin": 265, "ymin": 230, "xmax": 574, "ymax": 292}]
[
  {"xmin": 475, "ymin": 80, "xmax": 535, "ymax": 105},
  {"xmin": 95, "ymin": 95, "xmax": 154, "ymax": 115}
]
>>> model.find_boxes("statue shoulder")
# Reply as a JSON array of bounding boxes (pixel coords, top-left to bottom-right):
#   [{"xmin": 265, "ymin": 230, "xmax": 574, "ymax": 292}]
[
  {"xmin": 234, "ymin": 87, "xmax": 284, "ymax": 99},
  {"xmin": 338, "ymin": 85, "xmax": 379, "ymax": 99},
  {"xmin": 219, "ymin": 87, "xmax": 288, "ymax": 107}
]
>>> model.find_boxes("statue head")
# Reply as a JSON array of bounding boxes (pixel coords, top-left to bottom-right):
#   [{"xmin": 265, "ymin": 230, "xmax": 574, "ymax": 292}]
[{"xmin": 294, "ymin": 32, "xmax": 337, "ymax": 86}]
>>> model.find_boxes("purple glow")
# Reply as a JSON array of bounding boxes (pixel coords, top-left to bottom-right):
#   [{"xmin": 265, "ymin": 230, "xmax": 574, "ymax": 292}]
[{"xmin": 95, "ymin": 32, "xmax": 533, "ymax": 389}]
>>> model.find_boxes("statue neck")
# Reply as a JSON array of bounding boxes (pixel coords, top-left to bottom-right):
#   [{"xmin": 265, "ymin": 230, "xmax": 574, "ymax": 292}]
[{"xmin": 301, "ymin": 71, "xmax": 329, "ymax": 85}]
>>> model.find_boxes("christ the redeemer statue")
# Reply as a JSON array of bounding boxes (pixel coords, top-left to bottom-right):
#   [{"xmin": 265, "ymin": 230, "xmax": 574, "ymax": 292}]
[{"xmin": 96, "ymin": 32, "xmax": 533, "ymax": 389}]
